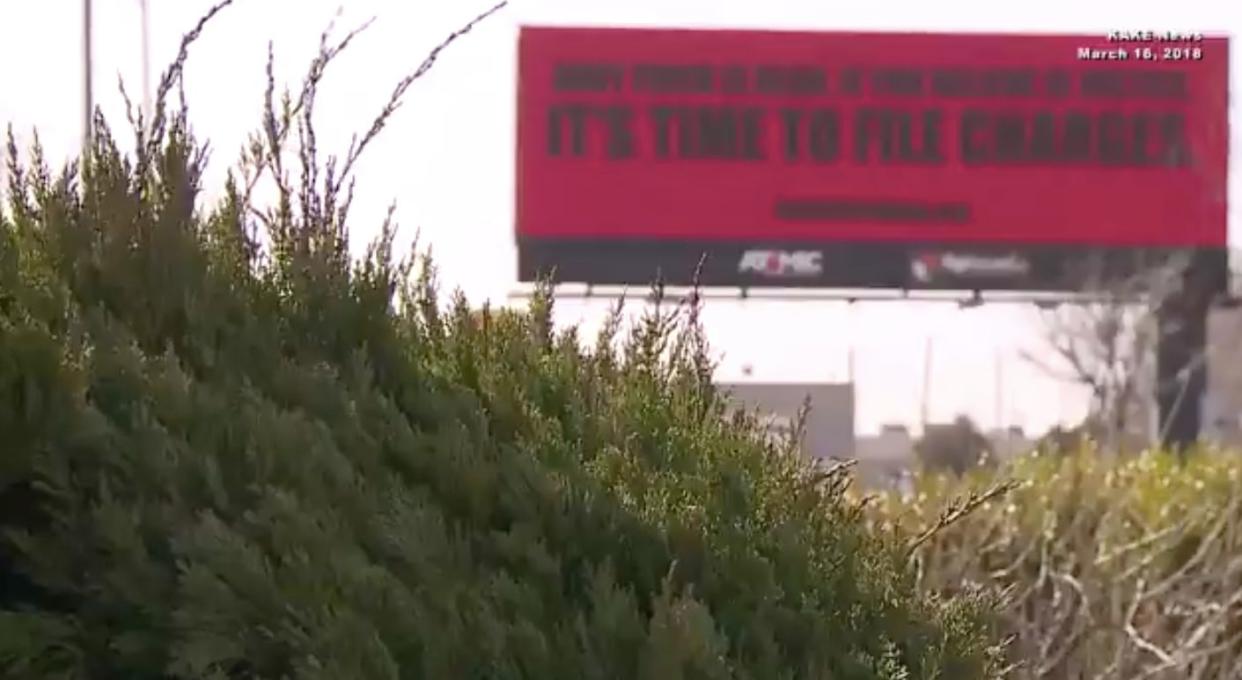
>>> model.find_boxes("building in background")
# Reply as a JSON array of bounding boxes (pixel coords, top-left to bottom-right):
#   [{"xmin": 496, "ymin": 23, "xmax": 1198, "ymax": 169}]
[
  {"xmin": 1205, "ymin": 307, "xmax": 1242, "ymax": 446},
  {"xmin": 717, "ymin": 382, "xmax": 855, "ymax": 462},
  {"xmin": 854, "ymin": 424, "xmax": 917, "ymax": 490},
  {"xmin": 716, "ymin": 379, "xmax": 1041, "ymax": 491},
  {"xmin": 987, "ymin": 426, "xmax": 1034, "ymax": 460},
  {"xmin": 718, "ymin": 383, "xmax": 924, "ymax": 491}
]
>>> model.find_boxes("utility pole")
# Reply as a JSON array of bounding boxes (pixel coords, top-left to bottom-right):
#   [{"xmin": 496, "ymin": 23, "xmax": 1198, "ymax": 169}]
[
  {"xmin": 920, "ymin": 337, "xmax": 933, "ymax": 432},
  {"xmin": 82, "ymin": 0, "xmax": 94, "ymax": 156},
  {"xmin": 994, "ymin": 347, "xmax": 1004, "ymax": 431},
  {"xmin": 139, "ymin": 0, "xmax": 152, "ymax": 119}
]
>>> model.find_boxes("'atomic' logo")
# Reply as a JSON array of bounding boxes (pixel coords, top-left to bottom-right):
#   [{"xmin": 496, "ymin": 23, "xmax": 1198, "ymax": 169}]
[{"xmin": 737, "ymin": 250, "xmax": 824, "ymax": 277}]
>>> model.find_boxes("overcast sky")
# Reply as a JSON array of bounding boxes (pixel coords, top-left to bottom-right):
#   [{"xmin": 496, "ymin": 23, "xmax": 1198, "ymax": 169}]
[{"xmin": 0, "ymin": 0, "xmax": 1237, "ymax": 435}]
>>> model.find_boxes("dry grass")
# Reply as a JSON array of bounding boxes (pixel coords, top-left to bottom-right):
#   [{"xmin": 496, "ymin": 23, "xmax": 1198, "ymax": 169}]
[{"xmin": 866, "ymin": 446, "xmax": 1242, "ymax": 679}]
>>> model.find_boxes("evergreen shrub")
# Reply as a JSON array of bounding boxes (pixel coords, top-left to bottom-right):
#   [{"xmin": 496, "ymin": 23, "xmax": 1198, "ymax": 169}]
[{"xmin": 0, "ymin": 7, "xmax": 1004, "ymax": 678}]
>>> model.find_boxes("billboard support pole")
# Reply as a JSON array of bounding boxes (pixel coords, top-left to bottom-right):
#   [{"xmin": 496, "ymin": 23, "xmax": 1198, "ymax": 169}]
[{"xmin": 1156, "ymin": 251, "xmax": 1219, "ymax": 453}]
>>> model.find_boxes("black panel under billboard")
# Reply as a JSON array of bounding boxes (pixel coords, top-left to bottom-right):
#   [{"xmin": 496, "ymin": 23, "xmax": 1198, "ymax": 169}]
[{"xmin": 517, "ymin": 238, "xmax": 1228, "ymax": 294}]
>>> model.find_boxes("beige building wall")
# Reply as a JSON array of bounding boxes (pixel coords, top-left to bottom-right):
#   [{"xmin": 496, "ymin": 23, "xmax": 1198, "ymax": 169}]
[
  {"xmin": 717, "ymin": 382, "xmax": 855, "ymax": 461},
  {"xmin": 1205, "ymin": 307, "xmax": 1242, "ymax": 446}
]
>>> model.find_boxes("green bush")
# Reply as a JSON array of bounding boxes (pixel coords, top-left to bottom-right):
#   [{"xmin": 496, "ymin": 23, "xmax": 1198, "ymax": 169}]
[
  {"xmin": 0, "ymin": 11, "xmax": 1005, "ymax": 679},
  {"xmin": 869, "ymin": 446, "xmax": 1242, "ymax": 679}
]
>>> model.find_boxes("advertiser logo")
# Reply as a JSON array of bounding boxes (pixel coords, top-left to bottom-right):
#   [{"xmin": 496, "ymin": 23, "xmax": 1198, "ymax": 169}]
[
  {"xmin": 738, "ymin": 250, "xmax": 824, "ymax": 277},
  {"xmin": 911, "ymin": 252, "xmax": 1030, "ymax": 283}
]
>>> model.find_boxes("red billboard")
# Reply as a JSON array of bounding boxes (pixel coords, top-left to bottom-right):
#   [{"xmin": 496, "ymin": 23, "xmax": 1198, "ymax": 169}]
[{"xmin": 516, "ymin": 27, "xmax": 1229, "ymax": 291}]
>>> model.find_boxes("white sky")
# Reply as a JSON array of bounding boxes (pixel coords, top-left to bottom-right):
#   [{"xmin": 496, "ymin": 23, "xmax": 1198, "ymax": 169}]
[{"xmin": 0, "ymin": 0, "xmax": 1237, "ymax": 436}]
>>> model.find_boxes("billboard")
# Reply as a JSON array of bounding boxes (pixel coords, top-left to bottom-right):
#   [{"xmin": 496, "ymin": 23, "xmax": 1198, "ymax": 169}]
[{"xmin": 516, "ymin": 27, "xmax": 1230, "ymax": 292}]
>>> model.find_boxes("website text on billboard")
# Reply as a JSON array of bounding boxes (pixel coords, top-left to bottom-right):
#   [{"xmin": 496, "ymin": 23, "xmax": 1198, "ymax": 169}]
[{"xmin": 516, "ymin": 27, "xmax": 1229, "ymax": 291}]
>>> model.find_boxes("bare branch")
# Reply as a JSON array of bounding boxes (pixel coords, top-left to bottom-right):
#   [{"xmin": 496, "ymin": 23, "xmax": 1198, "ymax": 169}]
[
  {"xmin": 1026, "ymin": 253, "xmax": 1196, "ymax": 450},
  {"xmin": 235, "ymin": 1, "xmax": 509, "ymax": 260},
  {"xmin": 905, "ymin": 480, "xmax": 1018, "ymax": 557},
  {"xmin": 332, "ymin": 0, "xmax": 510, "ymax": 201},
  {"xmin": 133, "ymin": 0, "xmax": 236, "ymax": 182}
]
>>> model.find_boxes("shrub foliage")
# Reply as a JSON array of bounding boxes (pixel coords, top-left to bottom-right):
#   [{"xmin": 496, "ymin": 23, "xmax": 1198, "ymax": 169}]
[
  {"xmin": 872, "ymin": 447, "xmax": 1242, "ymax": 680},
  {"xmin": 0, "ymin": 7, "xmax": 1004, "ymax": 678}
]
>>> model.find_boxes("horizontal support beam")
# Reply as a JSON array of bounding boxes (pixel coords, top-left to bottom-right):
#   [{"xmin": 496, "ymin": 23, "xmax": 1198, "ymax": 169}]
[{"xmin": 507, "ymin": 284, "xmax": 1242, "ymax": 308}]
